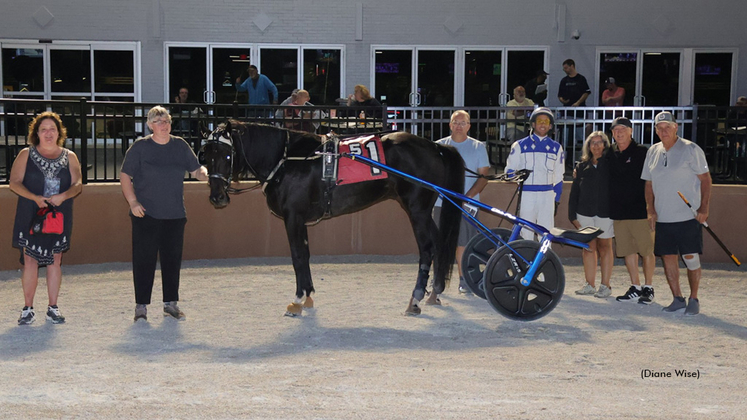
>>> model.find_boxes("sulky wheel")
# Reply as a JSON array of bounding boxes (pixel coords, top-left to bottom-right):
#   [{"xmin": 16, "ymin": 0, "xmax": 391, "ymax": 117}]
[
  {"xmin": 482, "ymin": 239, "xmax": 565, "ymax": 321},
  {"xmin": 461, "ymin": 227, "xmax": 513, "ymax": 299}
]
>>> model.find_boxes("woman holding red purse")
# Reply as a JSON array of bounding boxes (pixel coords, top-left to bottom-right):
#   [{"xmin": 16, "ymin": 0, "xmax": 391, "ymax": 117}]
[{"xmin": 9, "ymin": 112, "xmax": 82, "ymax": 325}]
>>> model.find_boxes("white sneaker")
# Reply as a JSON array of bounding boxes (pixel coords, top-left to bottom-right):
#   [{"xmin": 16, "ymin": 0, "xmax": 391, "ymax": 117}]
[
  {"xmin": 575, "ymin": 283, "xmax": 596, "ymax": 295},
  {"xmin": 18, "ymin": 307, "xmax": 35, "ymax": 325},
  {"xmin": 594, "ymin": 284, "xmax": 612, "ymax": 298}
]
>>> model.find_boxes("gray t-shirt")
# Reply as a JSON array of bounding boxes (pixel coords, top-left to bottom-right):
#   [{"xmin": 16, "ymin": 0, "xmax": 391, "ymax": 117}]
[
  {"xmin": 435, "ymin": 136, "xmax": 490, "ymax": 206},
  {"xmin": 121, "ymin": 135, "xmax": 201, "ymax": 219},
  {"xmin": 641, "ymin": 137, "xmax": 709, "ymax": 223}
]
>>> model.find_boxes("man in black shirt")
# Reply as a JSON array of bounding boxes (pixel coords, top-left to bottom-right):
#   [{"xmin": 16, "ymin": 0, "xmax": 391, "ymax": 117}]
[
  {"xmin": 605, "ymin": 117, "xmax": 656, "ymax": 304},
  {"xmin": 524, "ymin": 70, "xmax": 549, "ymax": 106},
  {"xmin": 558, "ymin": 59, "xmax": 590, "ymax": 107}
]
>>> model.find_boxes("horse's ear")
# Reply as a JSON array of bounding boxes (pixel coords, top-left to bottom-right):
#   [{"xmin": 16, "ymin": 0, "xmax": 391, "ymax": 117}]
[
  {"xmin": 225, "ymin": 120, "xmax": 232, "ymax": 133},
  {"xmin": 198, "ymin": 121, "xmax": 210, "ymax": 139}
]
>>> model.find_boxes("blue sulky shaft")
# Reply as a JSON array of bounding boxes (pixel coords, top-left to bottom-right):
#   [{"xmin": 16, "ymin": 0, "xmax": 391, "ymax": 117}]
[{"xmin": 342, "ymin": 152, "xmax": 590, "ymax": 287}]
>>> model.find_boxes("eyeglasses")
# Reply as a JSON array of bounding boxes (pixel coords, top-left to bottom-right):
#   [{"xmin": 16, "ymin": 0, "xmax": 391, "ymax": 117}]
[
  {"xmin": 151, "ymin": 119, "xmax": 172, "ymax": 125},
  {"xmin": 451, "ymin": 121, "xmax": 469, "ymax": 127}
]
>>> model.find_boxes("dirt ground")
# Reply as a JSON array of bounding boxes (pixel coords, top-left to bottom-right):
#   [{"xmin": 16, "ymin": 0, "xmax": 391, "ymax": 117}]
[{"xmin": 0, "ymin": 255, "xmax": 745, "ymax": 419}]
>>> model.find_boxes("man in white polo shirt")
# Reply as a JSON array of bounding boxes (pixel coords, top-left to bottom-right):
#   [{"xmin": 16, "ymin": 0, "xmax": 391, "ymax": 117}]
[{"xmin": 642, "ymin": 111, "xmax": 712, "ymax": 316}]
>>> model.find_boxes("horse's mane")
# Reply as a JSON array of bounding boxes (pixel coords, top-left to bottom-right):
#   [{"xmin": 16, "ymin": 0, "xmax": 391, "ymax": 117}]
[{"xmin": 227, "ymin": 120, "xmax": 322, "ymax": 158}]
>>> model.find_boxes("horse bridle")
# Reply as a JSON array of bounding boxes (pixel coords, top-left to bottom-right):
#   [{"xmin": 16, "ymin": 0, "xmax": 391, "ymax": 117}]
[{"xmin": 204, "ymin": 128, "xmax": 262, "ymax": 195}]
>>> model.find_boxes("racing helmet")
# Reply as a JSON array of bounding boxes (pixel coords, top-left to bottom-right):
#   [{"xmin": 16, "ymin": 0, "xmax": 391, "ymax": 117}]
[{"xmin": 529, "ymin": 107, "xmax": 555, "ymax": 126}]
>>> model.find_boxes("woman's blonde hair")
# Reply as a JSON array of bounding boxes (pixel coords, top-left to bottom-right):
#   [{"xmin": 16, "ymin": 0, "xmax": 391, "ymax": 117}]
[
  {"xmin": 147, "ymin": 105, "xmax": 172, "ymax": 123},
  {"xmin": 27, "ymin": 111, "xmax": 67, "ymax": 147},
  {"xmin": 354, "ymin": 84, "xmax": 371, "ymax": 100},
  {"xmin": 581, "ymin": 131, "xmax": 610, "ymax": 162}
]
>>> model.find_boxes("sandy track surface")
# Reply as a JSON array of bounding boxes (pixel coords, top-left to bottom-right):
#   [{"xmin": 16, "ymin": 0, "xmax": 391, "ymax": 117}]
[{"xmin": 1, "ymin": 255, "xmax": 745, "ymax": 419}]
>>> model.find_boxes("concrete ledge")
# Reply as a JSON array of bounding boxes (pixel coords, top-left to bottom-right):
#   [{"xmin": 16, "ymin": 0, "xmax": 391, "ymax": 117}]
[{"xmin": 1, "ymin": 182, "xmax": 745, "ymax": 270}]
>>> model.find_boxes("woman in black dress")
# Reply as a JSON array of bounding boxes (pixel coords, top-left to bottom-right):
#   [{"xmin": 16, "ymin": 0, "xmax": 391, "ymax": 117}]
[
  {"xmin": 10, "ymin": 112, "xmax": 82, "ymax": 325},
  {"xmin": 568, "ymin": 131, "xmax": 614, "ymax": 298}
]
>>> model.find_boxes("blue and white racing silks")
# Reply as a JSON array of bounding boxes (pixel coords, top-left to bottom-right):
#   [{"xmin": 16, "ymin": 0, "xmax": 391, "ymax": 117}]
[{"xmin": 505, "ymin": 133, "xmax": 565, "ymax": 201}]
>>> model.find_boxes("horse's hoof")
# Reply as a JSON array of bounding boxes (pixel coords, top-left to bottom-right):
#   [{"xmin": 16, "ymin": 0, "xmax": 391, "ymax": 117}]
[
  {"xmin": 302, "ymin": 295, "xmax": 314, "ymax": 309},
  {"xmin": 404, "ymin": 299, "xmax": 422, "ymax": 316},
  {"xmin": 404, "ymin": 306, "xmax": 421, "ymax": 316},
  {"xmin": 424, "ymin": 294, "xmax": 442, "ymax": 306},
  {"xmin": 285, "ymin": 303, "xmax": 303, "ymax": 317}
]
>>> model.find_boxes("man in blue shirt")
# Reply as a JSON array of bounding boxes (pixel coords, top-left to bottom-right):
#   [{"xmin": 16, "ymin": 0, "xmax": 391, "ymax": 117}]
[{"xmin": 235, "ymin": 65, "xmax": 279, "ymax": 105}]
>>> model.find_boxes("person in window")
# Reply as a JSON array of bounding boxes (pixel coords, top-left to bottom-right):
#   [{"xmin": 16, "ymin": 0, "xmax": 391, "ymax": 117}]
[
  {"xmin": 524, "ymin": 70, "xmax": 549, "ymax": 106},
  {"xmin": 120, "ymin": 106, "xmax": 209, "ymax": 322},
  {"xmin": 171, "ymin": 87, "xmax": 201, "ymax": 139},
  {"xmin": 235, "ymin": 65, "xmax": 279, "ymax": 105},
  {"xmin": 601, "ymin": 77, "xmax": 625, "ymax": 107},
  {"xmin": 568, "ymin": 131, "xmax": 614, "ymax": 298},
  {"xmin": 346, "ymin": 84, "xmax": 382, "ymax": 118},
  {"xmin": 10, "ymin": 111, "xmax": 83, "ymax": 325},
  {"xmin": 506, "ymin": 86, "xmax": 535, "ymax": 141},
  {"xmin": 284, "ymin": 89, "xmax": 319, "ymax": 133},
  {"xmin": 558, "ymin": 59, "xmax": 591, "ymax": 107}
]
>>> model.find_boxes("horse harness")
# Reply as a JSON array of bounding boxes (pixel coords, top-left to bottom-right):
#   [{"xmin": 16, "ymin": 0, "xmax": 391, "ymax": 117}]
[{"xmin": 208, "ymin": 127, "xmax": 340, "ymax": 222}]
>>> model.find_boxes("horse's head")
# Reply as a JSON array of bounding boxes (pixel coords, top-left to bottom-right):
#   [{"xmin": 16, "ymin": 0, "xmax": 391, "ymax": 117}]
[{"xmin": 203, "ymin": 122, "xmax": 235, "ymax": 208}]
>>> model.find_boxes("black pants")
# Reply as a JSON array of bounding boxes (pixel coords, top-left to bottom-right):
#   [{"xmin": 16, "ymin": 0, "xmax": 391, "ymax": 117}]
[{"xmin": 131, "ymin": 215, "xmax": 187, "ymax": 305}]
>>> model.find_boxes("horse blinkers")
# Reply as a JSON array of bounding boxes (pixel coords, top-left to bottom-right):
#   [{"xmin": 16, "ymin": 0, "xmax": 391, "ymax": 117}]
[{"xmin": 203, "ymin": 129, "xmax": 235, "ymax": 208}]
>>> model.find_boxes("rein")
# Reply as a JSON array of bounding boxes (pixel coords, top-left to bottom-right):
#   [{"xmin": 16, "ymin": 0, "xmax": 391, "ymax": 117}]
[{"xmin": 212, "ymin": 126, "xmax": 325, "ymax": 195}]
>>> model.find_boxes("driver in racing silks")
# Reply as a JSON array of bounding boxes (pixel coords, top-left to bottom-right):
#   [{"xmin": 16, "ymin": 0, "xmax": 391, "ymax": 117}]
[{"xmin": 504, "ymin": 107, "xmax": 565, "ymax": 240}]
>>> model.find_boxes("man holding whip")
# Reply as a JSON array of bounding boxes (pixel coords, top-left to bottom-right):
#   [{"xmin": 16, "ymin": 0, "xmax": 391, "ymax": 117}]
[{"xmin": 642, "ymin": 112, "xmax": 711, "ymax": 316}]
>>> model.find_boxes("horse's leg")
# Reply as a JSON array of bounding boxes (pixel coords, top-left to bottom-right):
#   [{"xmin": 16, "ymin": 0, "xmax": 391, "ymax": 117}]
[
  {"xmin": 405, "ymin": 209, "xmax": 438, "ymax": 316},
  {"xmin": 283, "ymin": 217, "xmax": 315, "ymax": 317}
]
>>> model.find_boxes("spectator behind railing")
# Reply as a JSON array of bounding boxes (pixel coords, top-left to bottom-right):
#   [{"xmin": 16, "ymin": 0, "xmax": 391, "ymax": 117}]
[
  {"xmin": 283, "ymin": 89, "xmax": 320, "ymax": 133},
  {"xmin": 346, "ymin": 84, "xmax": 382, "ymax": 118},
  {"xmin": 506, "ymin": 86, "xmax": 535, "ymax": 141},
  {"xmin": 601, "ymin": 78, "xmax": 625, "ymax": 107}
]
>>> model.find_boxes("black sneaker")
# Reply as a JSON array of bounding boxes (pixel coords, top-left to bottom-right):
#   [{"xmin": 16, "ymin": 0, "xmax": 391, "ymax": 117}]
[
  {"xmin": 616, "ymin": 285, "xmax": 642, "ymax": 302},
  {"xmin": 46, "ymin": 305, "xmax": 66, "ymax": 324},
  {"xmin": 18, "ymin": 306, "xmax": 35, "ymax": 326},
  {"xmin": 638, "ymin": 286, "xmax": 655, "ymax": 305}
]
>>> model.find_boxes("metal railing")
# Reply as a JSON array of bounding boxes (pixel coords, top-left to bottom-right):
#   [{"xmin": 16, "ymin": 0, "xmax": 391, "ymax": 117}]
[{"xmin": 1, "ymin": 98, "xmax": 745, "ymax": 184}]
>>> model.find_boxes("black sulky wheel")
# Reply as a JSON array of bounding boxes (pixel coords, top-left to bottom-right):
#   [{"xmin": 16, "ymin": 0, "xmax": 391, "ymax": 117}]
[
  {"xmin": 461, "ymin": 227, "xmax": 513, "ymax": 299},
  {"xmin": 482, "ymin": 240, "xmax": 565, "ymax": 321}
]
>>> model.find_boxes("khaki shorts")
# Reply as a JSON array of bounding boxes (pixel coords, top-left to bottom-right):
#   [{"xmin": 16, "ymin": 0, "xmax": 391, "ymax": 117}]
[{"xmin": 613, "ymin": 219, "xmax": 654, "ymax": 258}]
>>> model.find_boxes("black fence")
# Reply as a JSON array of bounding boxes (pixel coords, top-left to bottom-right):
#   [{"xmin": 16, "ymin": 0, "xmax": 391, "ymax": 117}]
[{"xmin": 1, "ymin": 98, "xmax": 746, "ymax": 184}]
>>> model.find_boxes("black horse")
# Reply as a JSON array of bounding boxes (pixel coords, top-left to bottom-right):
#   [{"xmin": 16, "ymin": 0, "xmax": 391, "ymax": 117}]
[{"xmin": 203, "ymin": 121, "xmax": 464, "ymax": 316}]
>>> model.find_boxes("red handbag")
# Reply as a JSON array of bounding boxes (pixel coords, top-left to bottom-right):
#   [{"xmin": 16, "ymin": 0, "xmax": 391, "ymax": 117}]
[{"xmin": 29, "ymin": 205, "xmax": 64, "ymax": 235}]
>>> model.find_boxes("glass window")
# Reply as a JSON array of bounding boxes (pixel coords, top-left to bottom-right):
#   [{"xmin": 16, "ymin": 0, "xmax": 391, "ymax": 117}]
[
  {"xmin": 168, "ymin": 47, "xmax": 207, "ymax": 104},
  {"xmin": 51, "ymin": 49, "xmax": 91, "ymax": 93},
  {"xmin": 303, "ymin": 48, "xmax": 341, "ymax": 105},
  {"xmin": 464, "ymin": 50, "xmax": 501, "ymax": 106},
  {"xmin": 212, "ymin": 47, "xmax": 252, "ymax": 104},
  {"xmin": 260, "ymin": 48, "xmax": 296, "ymax": 103},
  {"xmin": 507, "ymin": 50, "xmax": 545, "ymax": 104},
  {"xmin": 94, "ymin": 50, "xmax": 134, "ymax": 94},
  {"xmin": 417, "ymin": 50, "xmax": 454, "ymax": 106},
  {"xmin": 2, "ymin": 48, "xmax": 44, "ymax": 93},
  {"xmin": 598, "ymin": 52, "xmax": 637, "ymax": 106},
  {"xmin": 375, "ymin": 49, "xmax": 412, "ymax": 106},
  {"xmin": 642, "ymin": 52, "xmax": 680, "ymax": 106},
  {"xmin": 693, "ymin": 52, "xmax": 733, "ymax": 106}
]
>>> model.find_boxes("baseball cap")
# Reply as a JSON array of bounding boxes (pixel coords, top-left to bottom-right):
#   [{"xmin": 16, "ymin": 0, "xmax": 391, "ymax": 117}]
[
  {"xmin": 654, "ymin": 111, "xmax": 676, "ymax": 125},
  {"xmin": 536, "ymin": 70, "xmax": 549, "ymax": 77},
  {"xmin": 604, "ymin": 77, "xmax": 616, "ymax": 85},
  {"xmin": 611, "ymin": 117, "xmax": 632, "ymax": 129}
]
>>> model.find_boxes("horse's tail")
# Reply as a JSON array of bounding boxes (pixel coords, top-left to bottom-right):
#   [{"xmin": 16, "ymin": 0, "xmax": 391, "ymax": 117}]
[{"xmin": 433, "ymin": 145, "xmax": 465, "ymax": 293}]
